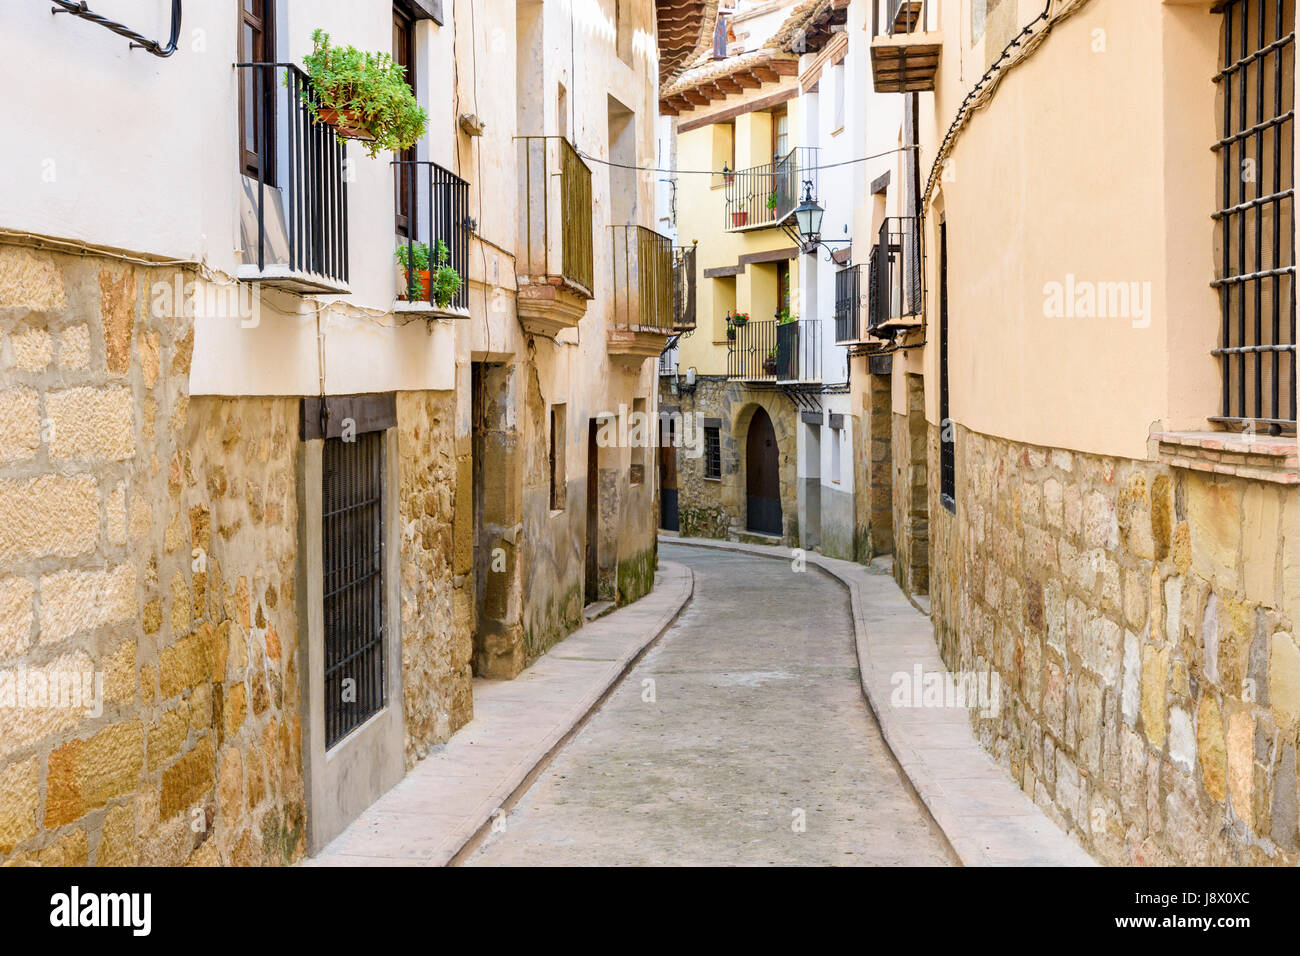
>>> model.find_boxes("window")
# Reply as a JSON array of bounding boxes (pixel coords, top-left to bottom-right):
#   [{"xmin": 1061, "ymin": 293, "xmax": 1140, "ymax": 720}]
[
  {"xmin": 939, "ymin": 220, "xmax": 955, "ymax": 512},
  {"xmin": 713, "ymin": 121, "xmax": 736, "ymax": 188},
  {"xmin": 1214, "ymin": 0, "xmax": 1296, "ymax": 430},
  {"xmin": 630, "ymin": 398, "xmax": 646, "ymax": 485},
  {"xmin": 393, "ymin": 4, "xmax": 418, "ymax": 236},
  {"xmin": 616, "ymin": 0, "xmax": 633, "ymax": 65},
  {"xmin": 704, "ymin": 425, "xmax": 722, "ymax": 480},
  {"xmin": 777, "ymin": 260, "xmax": 791, "ymax": 315},
  {"xmin": 322, "ymin": 430, "xmax": 386, "ymax": 748},
  {"xmin": 550, "ymin": 404, "xmax": 567, "ymax": 510},
  {"xmin": 831, "ymin": 62, "xmax": 845, "ymax": 132},
  {"xmin": 830, "ymin": 426, "xmax": 842, "ymax": 484},
  {"xmin": 772, "ymin": 106, "xmax": 789, "ymax": 160},
  {"xmin": 238, "ymin": 0, "xmax": 275, "ymax": 183}
]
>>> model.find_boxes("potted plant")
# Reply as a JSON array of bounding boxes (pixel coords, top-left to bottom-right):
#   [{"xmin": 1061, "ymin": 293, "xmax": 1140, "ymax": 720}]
[
  {"xmin": 766, "ymin": 190, "xmax": 779, "ymax": 211},
  {"xmin": 763, "ymin": 347, "xmax": 778, "ymax": 375},
  {"xmin": 722, "ymin": 164, "xmax": 734, "ymax": 186},
  {"xmin": 777, "ymin": 308, "xmax": 796, "ymax": 325},
  {"xmin": 300, "ymin": 29, "xmax": 429, "ymax": 158},
  {"xmin": 731, "ymin": 209, "xmax": 749, "ymax": 228},
  {"xmin": 730, "ymin": 311, "xmax": 749, "ymax": 327},
  {"xmin": 726, "ymin": 324, "xmax": 736, "ymax": 342},
  {"xmin": 428, "ymin": 239, "xmax": 463, "ymax": 309},
  {"xmin": 396, "ymin": 240, "xmax": 430, "ymax": 301}
]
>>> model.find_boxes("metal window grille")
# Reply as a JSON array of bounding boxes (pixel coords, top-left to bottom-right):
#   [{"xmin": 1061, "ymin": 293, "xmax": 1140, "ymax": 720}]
[
  {"xmin": 322, "ymin": 430, "xmax": 386, "ymax": 749},
  {"xmin": 704, "ymin": 426, "xmax": 722, "ymax": 479},
  {"xmin": 1214, "ymin": 0, "xmax": 1296, "ymax": 431},
  {"xmin": 939, "ymin": 221, "xmax": 955, "ymax": 513},
  {"xmin": 834, "ymin": 264, "xmax": 862, "ymax": 342}
]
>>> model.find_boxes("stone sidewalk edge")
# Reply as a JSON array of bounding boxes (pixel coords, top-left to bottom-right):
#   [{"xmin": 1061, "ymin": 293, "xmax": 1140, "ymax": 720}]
[
  {"xmin": 661, "ymin": 535, "xmax": 1095, "ymax": 867},
  {"xmin": 437, "ymin": 559, "xmax": 696, "ymax": 865}
]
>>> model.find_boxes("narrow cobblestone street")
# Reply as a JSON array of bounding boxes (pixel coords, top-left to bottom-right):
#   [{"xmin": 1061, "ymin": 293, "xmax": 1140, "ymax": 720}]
[{"xmin": 463, "ymin": 544, "xmax": 953, "ymax": 866}]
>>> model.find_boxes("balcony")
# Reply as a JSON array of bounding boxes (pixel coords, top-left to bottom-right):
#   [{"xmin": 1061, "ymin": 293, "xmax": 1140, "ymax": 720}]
[
  {"xmin": 234, "ymin": 63, "xmax": 350, "ymax": 294},
  {"xmin": 393, "ymin": 160, "xmax": 471, "ymax": 317},
  {"xmin": 833, "ymin": 263, "xmax": 863, "ymax": 343},
  {"xmin": 658, "ymin": 346, "xmax": 679, "ymax": 377},
  {"xmin": 866, "ymin": 216, "xmax": 924, "ymax": 336},
  {"xmin": 724, "ymin": 147, "xmax": 820, "ymax": 232},
  {"xmin": 673, "ymin": 244, "xmax": 697, "ymax": 331},
  {"xmin": 728, "ymin": 318, "xmax": 821, "ymax": 383},
  {"xmin": 516, "ymin": 136, "xmax": 594, "ymax": 338},
  {"xmin": 870, "ymin": 0, "xmax": 941, "ymax": 93},
  {"xmin": 608, "ymin": 225, "xmax": 675, "ymax": 368}
]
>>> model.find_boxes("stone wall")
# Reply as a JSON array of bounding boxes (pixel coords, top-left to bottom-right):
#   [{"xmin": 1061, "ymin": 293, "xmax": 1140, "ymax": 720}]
[
  {"xmin": 931, "ymin": 423, "xmax": 1300, "ymax": 864},
  {"xmin": 0, "ymin": 248, "xmax": 304, "ymax": 866},
  {"xmin": 852, "ymin": 369, "xmax": 893, "ymax": 561},
  {"xmin": 892, "ymin": 373, "xmax": 929, "ymax": 596},
  {"xmin": 395, "ymin": 391, "xmax": 473, "ymax": 762},
  {"xmin": 664, "ymin": 375, "xmax": 799, "ymax": 547}
]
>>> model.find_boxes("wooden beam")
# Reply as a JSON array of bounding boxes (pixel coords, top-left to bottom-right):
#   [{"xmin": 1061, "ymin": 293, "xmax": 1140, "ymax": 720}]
[
  {"xmin": 733, "ymin": 70, "xmax": 763, "ymax": 89},
  {"xmin": 714, "ymin": 77, "xmax": 743, "ymax": 94},
  {"xmin": 769, "ymin": 59, "xmax": 799, "ymax": 76},
  {"xmin": 676, "ymin": 86, "xmax": 799, "ymax": 133}
]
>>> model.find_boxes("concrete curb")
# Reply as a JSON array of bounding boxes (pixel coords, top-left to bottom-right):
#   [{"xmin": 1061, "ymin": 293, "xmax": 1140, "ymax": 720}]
[
  {"xmin": 306, "ymin": 560, "xmax": 695, "ymax": 867},
  {"xmin": 661, "ymin": 536, "xmax": 1096, "ymax": 867}
]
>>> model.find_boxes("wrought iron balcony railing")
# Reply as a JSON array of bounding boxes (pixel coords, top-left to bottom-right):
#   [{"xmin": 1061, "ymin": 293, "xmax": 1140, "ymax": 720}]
[
  {"xmin": 610, "ymin": 225, "xmax": 675, "ymax": 334},
  {"xmin": 392, "ymin": 160, "xmax": 471, "ymax": 311},
  {"xmin": 869, "ymin": 0, "xmax": 941, "ymax": 93},
  {"xmin": 867, "ymin": 216, "xmax": 923, "ymax": 333},
  {"xmin": 659, "ymin": 346, "xmax": 679, "ymax": 377},
  {"xmin": 728, "ymin": 319, "xmax": 821, "ymax": 382},
  {"xmin": 517, "ymin": 136, "xmax": 594, "ymax": 295},
  {"xmin": 673, "ymin": 244, "xmax": 697, "ymax": 331},
  {"xmin": 724, "ymin": 147, "xmax": 820, "ymax": 232},
  {"xmin": 234, "ymin": 62, "xmax": 349, "ymax": 292},
  {"xmin": 834, "ymin": 264, "xmax": 863, "ymax": 342}
]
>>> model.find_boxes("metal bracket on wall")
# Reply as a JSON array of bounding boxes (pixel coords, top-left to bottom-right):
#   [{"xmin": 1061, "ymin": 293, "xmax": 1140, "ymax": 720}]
[{"xmin": 51, "ymin": 0, "xmax": 182, "ymax": 57}]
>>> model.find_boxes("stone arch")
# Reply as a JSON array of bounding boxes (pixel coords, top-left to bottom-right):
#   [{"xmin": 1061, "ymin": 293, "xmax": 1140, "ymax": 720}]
[{"xmin": 730, "ymin": 394, "xmax": 798, "ymax": 544}]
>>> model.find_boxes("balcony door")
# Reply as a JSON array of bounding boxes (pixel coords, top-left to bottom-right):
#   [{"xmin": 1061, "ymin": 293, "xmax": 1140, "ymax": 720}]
[
  {"xmin": 394, "ymin": 5, "xmax": 417, "ymax": 237},
  {"xmin": 238, "ymin": 0, "xmax": 275, "ymax": 184}
]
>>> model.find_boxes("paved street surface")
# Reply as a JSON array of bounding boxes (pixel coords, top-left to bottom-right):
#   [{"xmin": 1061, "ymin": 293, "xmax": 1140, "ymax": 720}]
[{"xmin": 464, "ymin": 544, "xmax": 953, "ymax": 866}]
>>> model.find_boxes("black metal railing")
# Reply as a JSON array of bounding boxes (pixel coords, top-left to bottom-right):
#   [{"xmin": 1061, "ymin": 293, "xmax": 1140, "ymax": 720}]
[
  {"xmin": 868, "ymin": 216, "xmax": 922, "ymax": 330},
  {"xmin": 234, "ymin": 62, "xmax": 349, "ymax": 287},
  {"xmin": 392, "ymin": 160, "xmax": 471, "ymax": 310},
  {"xmin": 728, "ymin": 319, "xmax": 820, "ymax": 381},
  {"xmin": 673, "ymin": 244, "xmax": 697, "ymax": 330},
  {"xmin": 610, "ymin": 225, "xmax": 674, "ymax": 333},
  {"xmin": 871, "ymin": 0, "xmax": 931, "ymax": 38},
  {"xmin": 1212, "ymin": 0, "xmax": 1296, "ymax": 430},
  {"xmin": 728, "ymin": 319, "xmax": 776, "ymax": 380},
  {"xmin": 724, "ymin": 147, "xmax": 820, "ymax": 231},
  {"xmin": 778, "ymin": 319, "xmax": 821, "ymax": 381},
  {"xmin": 658, "ymin": 346, "xmax": 679, "ymax": 376},
  {"xmin": 517, "ymin": 136, "xmax": 594, "ymax": 294},
  {"xmin": 834, "ymin": 264, "xmax": 863, "ymax": 342}
]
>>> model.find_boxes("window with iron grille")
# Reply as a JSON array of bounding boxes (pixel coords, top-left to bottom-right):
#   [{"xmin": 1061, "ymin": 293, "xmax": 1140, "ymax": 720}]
[
  {"xmin": 704, "ymin": 425, "xmax": 722, "ymax": 480},
  {"xmin": 1214, "ymin": 0, "xmax": 1296, "ymax": 432},
  {"xmin": 322, "ymin": 430, "xmax": 386, "ymax": 749},
  {"xmin": 939, "ymin": 220, "xmax": 955, "ymax": 512},
  {"xmin": 550, "ymin": 404, "xmax": 566, "ymax": 510}
]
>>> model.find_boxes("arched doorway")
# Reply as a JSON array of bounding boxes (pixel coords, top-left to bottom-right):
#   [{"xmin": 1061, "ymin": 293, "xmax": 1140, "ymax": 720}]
[{"xmin": 745, "ymin": 407, "xmax": 781, "ymax": 535}]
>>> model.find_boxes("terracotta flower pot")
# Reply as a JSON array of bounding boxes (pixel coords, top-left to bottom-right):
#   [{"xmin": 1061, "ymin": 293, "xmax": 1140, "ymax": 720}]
[
  {"xmin": 399, "ymin": 269, "xmax": 431, "ymax": 301},
  {"xmin": 317, "ymin": 107, "xmax": 377, "ymax": 142},
  {"xmin": 731, "ymin": 211, "xmax": 749, "ymax": 228}
]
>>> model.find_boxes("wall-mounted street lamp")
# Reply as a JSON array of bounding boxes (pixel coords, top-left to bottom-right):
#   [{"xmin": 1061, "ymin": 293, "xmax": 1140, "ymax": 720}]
[{"xmin": 785, "ymin": 180, "xmax": 850, "ymax": 262}]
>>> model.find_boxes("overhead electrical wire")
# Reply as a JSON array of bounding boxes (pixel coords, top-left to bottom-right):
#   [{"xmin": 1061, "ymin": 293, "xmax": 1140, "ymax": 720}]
[{"xmin": 576, "ymin": 145, "xmax": 919, "ymax": 177}]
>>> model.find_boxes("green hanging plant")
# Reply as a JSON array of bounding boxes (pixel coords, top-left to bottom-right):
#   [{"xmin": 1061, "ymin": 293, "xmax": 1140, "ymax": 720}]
[
  {"xmin": 429, "ymin": 239, "xmax": 463, "ymax": 308},
  {"xmin": 395, "ymin": 240, "xmax": 430, "ymax": 299},
  {"xmin": 777, "ymin": 308, "xmax": 797, "ymax": 325},
  {"xmin": 299, "ymin": 29, "xmax": 428, "ymax": 158}
]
